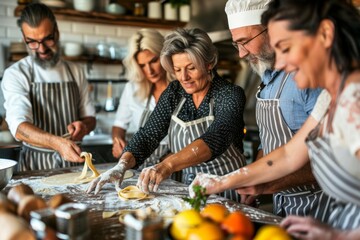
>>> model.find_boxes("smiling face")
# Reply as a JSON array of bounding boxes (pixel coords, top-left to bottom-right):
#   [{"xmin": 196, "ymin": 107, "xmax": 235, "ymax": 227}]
[
  {"xmin": 172, "ymin": 53, "xmax": 210, "ymax": 96},
  {"xmin": 136, "ymin": 49, "xmax": 167, "ymax": 84},
  {"xmin": 22, "ymin": 18, "xmax": 60, "ymax": 68},
  {"xmin": 268, "ymin": 19, "xmax": 334, "ymax": 89},
  {"xmin": 230, "ymin": 25, "xmax": 275, "ymax": 77}
]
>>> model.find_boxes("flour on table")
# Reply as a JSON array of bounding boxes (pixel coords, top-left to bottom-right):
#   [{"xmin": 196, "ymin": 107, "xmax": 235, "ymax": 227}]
[{"xmin": 41, "ymin": 170, "xmax": 134, "ymax": 186}]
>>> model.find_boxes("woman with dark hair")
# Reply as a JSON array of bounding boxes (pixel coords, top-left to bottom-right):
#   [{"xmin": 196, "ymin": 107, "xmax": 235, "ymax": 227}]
[
  {"xmin": 190, "ymin": 0, "xmax": 360, "ymax": 238},
  {"xmin": 88, "ymin": 28, "xmax": 247, "ymax": 202}
]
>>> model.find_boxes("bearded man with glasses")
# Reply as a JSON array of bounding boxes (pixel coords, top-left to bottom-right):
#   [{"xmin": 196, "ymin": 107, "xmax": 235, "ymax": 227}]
[
  {"xmin": 223, "ymin": 0, "xmax": 327, "ymax": 219},
  {"xmin": 1, "ymin": 3, "xmax": 96, "ymax": 171}
]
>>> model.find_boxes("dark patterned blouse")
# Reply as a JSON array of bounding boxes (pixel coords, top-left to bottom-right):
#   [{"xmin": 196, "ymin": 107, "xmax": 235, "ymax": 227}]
[{"xmin": 123, "ymin": 73, "xmax": 246, "ymax": 167}]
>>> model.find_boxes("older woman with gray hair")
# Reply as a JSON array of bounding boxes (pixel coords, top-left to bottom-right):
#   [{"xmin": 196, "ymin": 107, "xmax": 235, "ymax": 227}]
[{"xmin": 88, "ymin": 28, "xmax": 246, "ymax": 202}]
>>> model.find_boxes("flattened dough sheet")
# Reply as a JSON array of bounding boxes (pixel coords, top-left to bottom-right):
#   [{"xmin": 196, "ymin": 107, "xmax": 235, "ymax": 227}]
[{"xmin": 42, "ymin": 170, "xmax": 134, "ymax": 185}]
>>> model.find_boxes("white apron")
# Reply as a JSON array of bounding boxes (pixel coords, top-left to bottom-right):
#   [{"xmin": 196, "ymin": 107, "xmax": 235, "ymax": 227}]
[
  {"xmin": 256, "ymin": 73, "xmax": 325, "ymax": 218},
  {"xmin": 168, "ymin": 97, "xmax": 246, "ymax": 202},
  {"xmin": 18, "ymin": 62, "xmax": 80, "ymax": 171},
  {"xmin": 136, "ymin": 88, "xmax": 169, "ymax": 170}
]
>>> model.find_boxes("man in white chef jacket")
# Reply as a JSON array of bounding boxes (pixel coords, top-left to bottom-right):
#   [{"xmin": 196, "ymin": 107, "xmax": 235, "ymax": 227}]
[
  {"xmin": 224, "ymin": 0, "xmax": 332, "ymax": 220},
  {"xmin": 1, "ymin": 3, "xmax": 96, "ymax": 171}
]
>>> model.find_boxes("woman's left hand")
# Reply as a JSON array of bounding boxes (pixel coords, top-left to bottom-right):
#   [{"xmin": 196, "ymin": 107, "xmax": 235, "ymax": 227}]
[
  {"xmin": 137, "ymin": 163, "xmax": 172, "ymax": 194},
  {"xmin": 281, "ymin": 216, "xmax": 342, "ymax": 240}
]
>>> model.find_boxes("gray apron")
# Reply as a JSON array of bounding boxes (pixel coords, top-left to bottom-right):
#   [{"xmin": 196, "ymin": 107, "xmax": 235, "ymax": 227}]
[
  {"xmin": 306, "ymin": 74, "xmax": 360, "ymax": 229},
  {"xmin": 168, "ymin": 97, "xmax": 246, "ymax": 202},
  {"xmin": 18, "ymin": 62, "xmax": 80, "ymax": 171},
  {"xmin": 256, "ymin": 73, "xmax": 323, "ymax": 218},
  {"xmin": 137, "ymin": 88, "xmax": 169, "ymax": 170}
]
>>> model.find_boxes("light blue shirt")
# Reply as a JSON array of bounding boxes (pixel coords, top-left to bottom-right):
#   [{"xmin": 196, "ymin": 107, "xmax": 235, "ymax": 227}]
[{"xmin": 259, "ymin": 70, "xmax": 322, "ymax": 133}]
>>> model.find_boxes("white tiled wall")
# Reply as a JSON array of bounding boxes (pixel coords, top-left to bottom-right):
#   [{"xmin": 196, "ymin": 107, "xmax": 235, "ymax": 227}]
[{"xmin": 0, "ymin": 0, "xmax": 171, "ymax": 128}]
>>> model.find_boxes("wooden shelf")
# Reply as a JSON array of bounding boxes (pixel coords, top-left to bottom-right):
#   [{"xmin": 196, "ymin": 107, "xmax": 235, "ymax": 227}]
[{"xmin": 14, "ymin": 5, "xmax": 187, "ymax": 29}]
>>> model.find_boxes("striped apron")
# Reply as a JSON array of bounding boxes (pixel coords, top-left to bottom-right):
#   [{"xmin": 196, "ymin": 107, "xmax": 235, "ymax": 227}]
[
  {"xmin": 305, "ymin": 75, "xmax": 360, "ymax": 229},
  {"xmin": 136, "ymin": 90, "xmax": 169, "ymax": 170},
  {"xmin": 256, "ymin": 73, "xmax": 324, "ymax": 218},
  {"xmin": 168, "ymin": 97, "xmax": 246, "ymax": 202},
  {"xmin": 18, "ymin": 62, "xmax": 80, "ymax": 171}
]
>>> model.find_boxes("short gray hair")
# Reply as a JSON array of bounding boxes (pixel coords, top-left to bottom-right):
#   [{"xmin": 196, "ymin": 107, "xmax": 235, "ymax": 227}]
[
  {"xmin": 161, "ymin": 28, "xmax": 218, "ymax": 76},
  {"xmin": 18, "ymin": 3, "xmax": 57, "ymax": 30}
]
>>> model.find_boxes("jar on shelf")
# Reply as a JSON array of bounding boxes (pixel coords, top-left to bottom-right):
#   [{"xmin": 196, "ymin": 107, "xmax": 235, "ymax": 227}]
[{"xmin": 134, "ymin": 3, "xmax": 145, "ymax": 16}]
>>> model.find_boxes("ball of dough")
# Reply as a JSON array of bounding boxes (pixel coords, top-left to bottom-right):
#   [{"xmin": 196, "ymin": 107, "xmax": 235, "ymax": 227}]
[
  {"xmin": 0, "ymin": 192, "xmax": 16, "ymax": 214},
  {"xmin": 7, "ymin": 183, "xmax": 34, "ymax": 205},
  {"xmin": 0, "ymin": 212, "xmax": 36, "ymax": 240},
  {"xmin": 17, "ymin": 195, "xmax": 47, "ymax": 221},
  {"xmin": 47, "ymin": 194, "xmax": 73, "ymax": 209}
]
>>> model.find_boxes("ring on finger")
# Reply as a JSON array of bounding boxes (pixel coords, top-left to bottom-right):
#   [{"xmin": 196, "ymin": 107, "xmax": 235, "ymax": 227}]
[{"xmin": 149, "ymin": 180, "xmax": 155, "ymax": 185}]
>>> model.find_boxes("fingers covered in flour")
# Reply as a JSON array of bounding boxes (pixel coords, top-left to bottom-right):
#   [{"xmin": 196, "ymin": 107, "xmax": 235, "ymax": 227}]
[{"xmin": 87, "ymin": 162, "xmax": 126, "ymax": 194}]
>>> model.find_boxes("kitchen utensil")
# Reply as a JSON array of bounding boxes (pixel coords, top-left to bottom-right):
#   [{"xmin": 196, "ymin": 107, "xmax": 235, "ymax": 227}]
[
  {"xmin": 55, "ymin": 203, "xmax": 89, "ymax": 240},
  {"xmin": 0, "ymin": 159, "xmax": 17, "ymax": 190},
  {"xmin": 104, "ymin": 81, "xmax": 115, "ymax": 112}
]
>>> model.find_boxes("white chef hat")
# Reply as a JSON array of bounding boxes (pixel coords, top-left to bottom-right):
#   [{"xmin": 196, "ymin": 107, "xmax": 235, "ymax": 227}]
[{"xmin": 225, "ymin": 0, "xmax": 272, "ymax": 29}]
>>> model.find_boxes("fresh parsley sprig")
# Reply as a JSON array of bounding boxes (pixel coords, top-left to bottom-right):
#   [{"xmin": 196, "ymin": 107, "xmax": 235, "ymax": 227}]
[{"xmin": 183, "ymin": 185, "xmax": 207, "ymax": 212}]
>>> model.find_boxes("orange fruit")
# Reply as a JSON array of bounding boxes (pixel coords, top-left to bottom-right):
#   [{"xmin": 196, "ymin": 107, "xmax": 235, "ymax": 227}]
[
  {"xmin": 200, "ymin": 204, "xmax": 229, "ymax": 223},
  {"xmin": 221, "ymin": 211, "xmax": 254, "ymax": 239},
  {"xmin": 186, "ymin": 221, "xmax": 224, "ymax": 240},
  {"xmin": 171, "ymin": 209, "xmax": 204, "ymax": 240},
  {"xmin": 229, "ymin": 235, "xmax": 249, "ymax": 240}
]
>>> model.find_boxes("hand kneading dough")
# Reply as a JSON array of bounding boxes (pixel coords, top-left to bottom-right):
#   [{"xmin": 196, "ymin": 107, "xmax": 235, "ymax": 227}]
[{"xmin": 118, "ymin": 186, "xmax": 149, "ymax": 201}]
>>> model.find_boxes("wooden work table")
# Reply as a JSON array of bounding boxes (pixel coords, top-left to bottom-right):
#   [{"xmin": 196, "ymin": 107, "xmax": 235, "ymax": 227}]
[{"xmin": 2, "ymin": 164, "xmax": 282, "ymax": 239}]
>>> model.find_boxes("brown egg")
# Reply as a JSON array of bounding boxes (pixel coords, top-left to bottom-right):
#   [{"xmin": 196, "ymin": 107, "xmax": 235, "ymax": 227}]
[{"xmin": 7, "ymin": 183, "xmax": 34, "ymax": 205}]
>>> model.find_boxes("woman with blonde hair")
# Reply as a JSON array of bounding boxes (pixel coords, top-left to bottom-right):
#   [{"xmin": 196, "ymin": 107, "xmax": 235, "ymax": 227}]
[{"xmin": 112, "ymin": 29, "xmax": 171, "ymax": 169}]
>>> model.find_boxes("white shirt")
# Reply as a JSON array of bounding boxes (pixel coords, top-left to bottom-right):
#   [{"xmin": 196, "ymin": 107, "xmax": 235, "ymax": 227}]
[
  {"xmin": 113, "ymin": 81, "xmax": 156, "ymax": 134},
  {"xmin": 311, "ymin": 85, "xmax": 360, "ymax": 179},
  {"xmin": 1, "ymin": 56, "xmax": 95, "ymax": 137}
]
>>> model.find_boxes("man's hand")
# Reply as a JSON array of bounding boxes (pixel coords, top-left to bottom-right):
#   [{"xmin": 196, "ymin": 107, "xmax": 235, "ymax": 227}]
[
  {"xmin": 67, "ymin": 121, "xmax": 88, "ymax": 141},
  {"xmin": 86, "ymin": 162, "xmax": 127, "ymax": 195},
  {"xmin": 56, "ymin": 138, "xmax": 83, "ymax": 162}
]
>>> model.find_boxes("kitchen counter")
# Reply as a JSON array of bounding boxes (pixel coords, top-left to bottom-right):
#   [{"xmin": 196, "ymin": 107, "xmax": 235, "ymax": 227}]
[{"xmin": 2, "ymin": 164, "xmax": 282, "ymax": 239}]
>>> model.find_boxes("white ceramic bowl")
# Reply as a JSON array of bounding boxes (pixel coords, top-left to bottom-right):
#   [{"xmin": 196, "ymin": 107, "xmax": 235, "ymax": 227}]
[
  {"xmin": 0, "ymin": 159, "xmax": 17, "ymax": 190},
  {"xmin": 64, "ymin": 42, "xmax": 83, "ymax": 57},
  {"xmin": 73, "ymin": 0, "xmax": 95, "ymax": 12}
]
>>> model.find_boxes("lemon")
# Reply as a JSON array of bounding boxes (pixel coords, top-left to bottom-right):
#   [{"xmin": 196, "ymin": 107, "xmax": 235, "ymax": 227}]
[
  {"xmin": 186, "ymin": 221, "xmax": 224, "ymax": 240},
  {"xmin": 254, "ymin": 225, "xmax": 291, "ymax": 240},
  {"xmin": 170, "ymin": 209, "xmax": 204, "ymax": 240}
]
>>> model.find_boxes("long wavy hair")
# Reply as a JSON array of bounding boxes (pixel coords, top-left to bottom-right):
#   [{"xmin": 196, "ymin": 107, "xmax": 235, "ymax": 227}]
[
  {"xmin": 261, "ymin": 0, "xmax": 360, "ymax": 73},
  {"xmin": 123, "ymin": 29, "xmax": 172, "ymax": 102}
]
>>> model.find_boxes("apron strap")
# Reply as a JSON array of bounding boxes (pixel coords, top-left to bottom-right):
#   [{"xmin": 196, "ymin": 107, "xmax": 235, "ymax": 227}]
[
  {"xmin": 173, "ymin": 97, "xmax": 186, "ymax": 116},
  {"xmin": 274, "ymin": 73, "xmax": 290, "ymax": 99}
]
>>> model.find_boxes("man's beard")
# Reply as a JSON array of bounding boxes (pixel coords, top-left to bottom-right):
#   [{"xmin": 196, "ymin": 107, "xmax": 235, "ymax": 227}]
[
  {"xmin": 247, "ymin": 42, "xmax": 275, "ymax": 77},
  {"xmin": 27, "ymin": 45, "xmax": 60, "ymax": 69}
]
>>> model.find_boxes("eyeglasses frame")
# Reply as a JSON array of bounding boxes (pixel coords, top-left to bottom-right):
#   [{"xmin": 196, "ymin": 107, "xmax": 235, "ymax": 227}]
[
  {"xmin": 22, "ymin": 25, "xmax": 57, "ymax": 50},
  {"xmin": 232, "ymin": 28, "xmax": 268, "ymax": 52}
]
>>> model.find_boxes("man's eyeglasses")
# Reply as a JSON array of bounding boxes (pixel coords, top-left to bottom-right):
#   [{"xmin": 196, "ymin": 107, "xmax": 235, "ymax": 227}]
[
  {"xmin": 23, "ymin": 28, "xmax": 57, "ymax": 50},
  {"xmin": 232, "ymin": 28, "xmax": 267, "ymax": 52}
]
